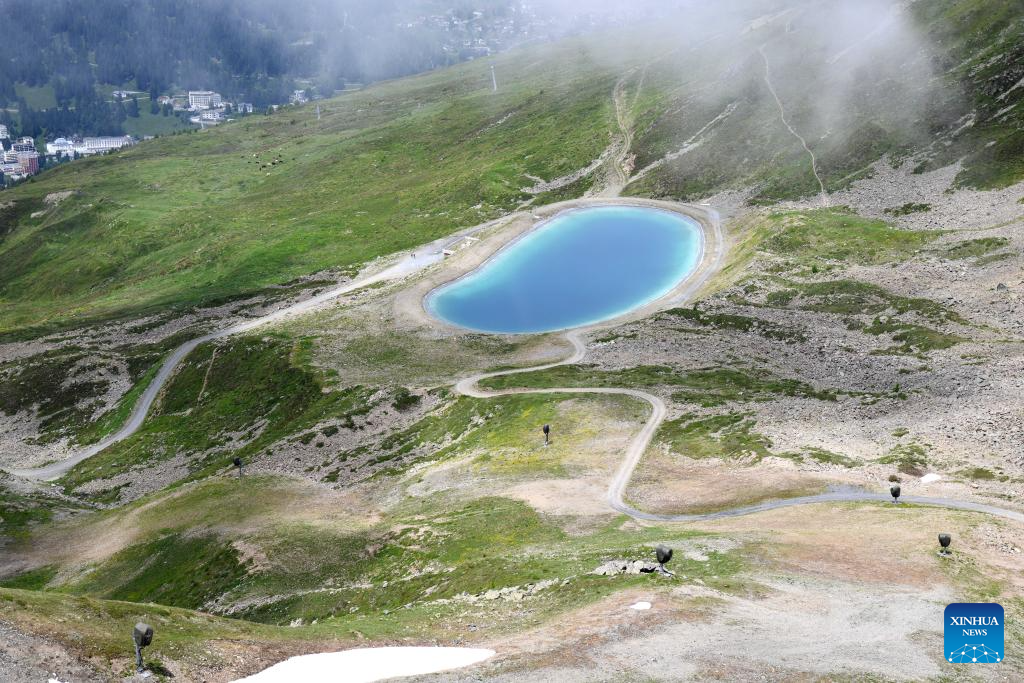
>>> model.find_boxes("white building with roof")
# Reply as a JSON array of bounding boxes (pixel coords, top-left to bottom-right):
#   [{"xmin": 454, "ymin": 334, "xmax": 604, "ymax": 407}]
[
  {"xmin": 46, "ymin": 138, "xmax": 76, "ymax": 156},
  {"xmin": 191, "ymin": 110, "xmax": 227, "ymax": 126},
  {"xmin": 188, "ymin": 91, "xmax": 223, "ymax": 110},
  {"xmin": 12, "ymin": 137, "xmax": 35, "ymax": 153},
  {"xmin": 82, "ymin": 136, "xmax": 135, "ymax": 154},
  {"xmin": 45, "ymin": 136, "xmax": 135, "ymax": 158}
]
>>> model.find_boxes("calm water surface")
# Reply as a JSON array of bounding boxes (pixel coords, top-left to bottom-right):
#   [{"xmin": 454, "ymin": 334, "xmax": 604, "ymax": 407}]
[{"xmin": 426, "ymin": 206, "xmax": 702, "ymax": 334}]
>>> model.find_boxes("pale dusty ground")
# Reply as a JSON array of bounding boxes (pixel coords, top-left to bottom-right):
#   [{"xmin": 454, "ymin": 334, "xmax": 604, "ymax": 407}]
[
  {"xmin": 398, "ymin": 162, "xmax": 1024, "ymax": 681},
  {"xmin": 418, "ymin": 579, "xmax": 954, "ymax": 682},
  {"xmin": 0, "ymin": 475, "xmax": 380, "ymax": 579},
  {"xmin": 396, "ymin": 394, "xmax": 644, "ymax": 531},
  {"xmin": 0, "ymin": 619, "xmax": 105, "ymax": 683},
  {"xmin": 627, "ymin": 455, "xmax": 833, "ymax": 515},
  {"xmin": 414, "ymin": 505, "xmax": 1022, "ymax": 682}
]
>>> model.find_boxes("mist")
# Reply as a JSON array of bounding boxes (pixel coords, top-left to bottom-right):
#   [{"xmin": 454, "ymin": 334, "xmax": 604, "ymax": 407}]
[{"xmin": 3, "ymin": 0, "xmax": 954, "ymax": 154}]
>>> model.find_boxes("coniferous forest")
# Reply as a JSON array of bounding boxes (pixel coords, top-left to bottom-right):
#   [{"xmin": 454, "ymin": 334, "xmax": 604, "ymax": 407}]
[{"xmin": 1, "ymin": 0, "xmax": 530, "ymax": 138}]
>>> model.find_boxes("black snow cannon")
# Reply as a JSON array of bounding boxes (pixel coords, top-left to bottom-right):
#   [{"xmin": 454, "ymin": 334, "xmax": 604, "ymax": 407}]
[
  {"xmin": 133, "ymin": 622, "xmax": 153, "ymax": 672},
  {"xmin": 656, "ymin": 545, "xmax": 674, "ymax": 575},
  {"xmin": 938, "ymin": 533, "xmax": 952, "ymax": 556}
]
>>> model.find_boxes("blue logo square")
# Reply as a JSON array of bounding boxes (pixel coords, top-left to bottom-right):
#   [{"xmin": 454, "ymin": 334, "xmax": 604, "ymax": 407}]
[{"xmin": 944, "ymin": 603, "xmax": 1004, "ymax": 663}]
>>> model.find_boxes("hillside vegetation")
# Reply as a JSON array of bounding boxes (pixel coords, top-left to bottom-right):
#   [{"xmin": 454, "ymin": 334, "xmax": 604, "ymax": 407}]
[
  {"xmin": 0, "ymin": 39, "xmax": 628, "ymax": 336},
  {"xmin": 3, "ymin": 1, "xmax": 1023, "ymax": 338}
]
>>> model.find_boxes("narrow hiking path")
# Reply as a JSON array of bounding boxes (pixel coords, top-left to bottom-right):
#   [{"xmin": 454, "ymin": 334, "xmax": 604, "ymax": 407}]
[
  {"xmin": 759, "ymin": 45, "xmax": 831, "ymax": 208},
  {"xmin": 518, "ymin": 67, "xmax": 641, "ymax": 206},
  {"xmin": 631, "ymin": 101, "xmax": 740, "ymax": 184},
  {"xmin": 595, "ymin": 72, "xmax": 637, "ymax": 197}
]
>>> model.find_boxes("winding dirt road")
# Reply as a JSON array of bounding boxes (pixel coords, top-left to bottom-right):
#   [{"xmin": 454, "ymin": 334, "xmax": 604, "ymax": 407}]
[
  {"xmin": 452, "ymin": 195, "xmax": 1024, "ymax": 525},
  {"xmin": 13, "ymin": 196, "xmax": 1024, "ymax": 524},
  {"xmin": 455, "ymin": 289, "xmax": 1024, "ymax": 525},
  {"xmin": 8, "ymin": 222, "xmax": 505, "ymax": 481}
]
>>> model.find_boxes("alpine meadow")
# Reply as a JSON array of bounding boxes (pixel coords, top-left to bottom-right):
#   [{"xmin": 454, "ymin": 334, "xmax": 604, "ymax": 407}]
[{"xmin": 2, "ymin": 1, "xmax": 1024, "ymax": 681}]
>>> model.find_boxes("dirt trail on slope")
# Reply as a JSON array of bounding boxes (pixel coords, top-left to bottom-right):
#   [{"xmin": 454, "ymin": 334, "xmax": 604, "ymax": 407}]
[
  {"xmin": 518, "ymin": 67, "xmax": 641, "ymax": 204},
  {"xmin": 5, "ymin": 215, "xmax": 514, "ymax": 481},
  {"xmin": 594, "ymin": 72, "xmax": 637, "ymax": 197},
  {"xmin": 454, "ymin": 296, "xmax": 1024, "ymax": 525},
  {"xmin": 759, "ymin": 44, "xmax": 830, "ymax": 207},
  {"xmin": 13, "ymin": 64, "xmax": 1024, "ymax": 533}
]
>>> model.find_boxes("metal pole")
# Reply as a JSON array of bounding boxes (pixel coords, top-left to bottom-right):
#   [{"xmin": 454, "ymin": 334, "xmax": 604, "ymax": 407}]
[
  {"xmin": 135, "ymin": 640, "xmax": 143, "ymax": 672},
  {"xmin": 490, "ymin": 65, "xmax": 497, "ymax": 92}
]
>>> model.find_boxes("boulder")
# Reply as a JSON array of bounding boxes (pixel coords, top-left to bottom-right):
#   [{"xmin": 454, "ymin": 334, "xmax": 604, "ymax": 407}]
[
  {"xmin": 592, "ymin": 560, "xmax": 628, "ymax": 576},
  {"xmin": 592, "ymin": 559, "xmax": 659, "ymax": 575}
]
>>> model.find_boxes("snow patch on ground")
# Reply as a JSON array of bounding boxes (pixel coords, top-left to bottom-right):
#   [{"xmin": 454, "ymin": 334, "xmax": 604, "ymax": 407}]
[
  {"xmin": 629, "ymin": 601, "xmax": 652, "ymax": 610},
  {"xmin": 233, "ymin": 647, "xmax": 495, "ymax": 683},
  {"xmin": 920, "ymin": 473, "xmax": 941, "ymax": 484}
]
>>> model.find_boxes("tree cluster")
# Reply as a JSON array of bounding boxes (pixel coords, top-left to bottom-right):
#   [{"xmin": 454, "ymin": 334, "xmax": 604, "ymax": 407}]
[{"xmin": 0, "ymin": 0, "xmax": 527, "ymax": 138}]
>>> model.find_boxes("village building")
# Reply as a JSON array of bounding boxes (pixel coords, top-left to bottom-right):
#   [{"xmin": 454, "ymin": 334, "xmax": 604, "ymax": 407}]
[
  {"xmin": 45, "ymin": 136, "xmax": 136, "ymax": 158},
  {"xmin": 12, "ymin": 137, "xmax": 35, "ymax": 153},
  {"xmin": 16, "ymin": 151, "xmax": 39, "ymax": 174},
  {"xmin": 188, "ymin": 90, "xmax": 223, "ymax": 110}
]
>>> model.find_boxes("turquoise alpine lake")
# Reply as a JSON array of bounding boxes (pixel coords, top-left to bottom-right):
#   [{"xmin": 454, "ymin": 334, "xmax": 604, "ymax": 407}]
[{"xmin": 426, "ymin": 206, "xmax": 703, "ymax": 334}]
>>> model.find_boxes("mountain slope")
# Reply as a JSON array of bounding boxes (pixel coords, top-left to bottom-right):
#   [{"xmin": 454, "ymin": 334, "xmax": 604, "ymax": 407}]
[
  {"xmin": 624, "ymin": 0, "xmax": 1024, "ymax": 201},
  {"xmin": 3, "ymin": 0, "xmax": 1023, "ymax": 338},
  {"xmin": 0, "ymin": 39, "xmax": 626, "ymax": 336},
  {"xmin": 2, "ymin": 3, "xmax": 1024, "ymax": 680}
]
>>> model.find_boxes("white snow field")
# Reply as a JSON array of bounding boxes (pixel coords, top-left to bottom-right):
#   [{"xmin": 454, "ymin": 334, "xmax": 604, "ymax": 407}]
[{"xmin": 234, "ymin": 646, "xmax": 495, "ymax": 682}]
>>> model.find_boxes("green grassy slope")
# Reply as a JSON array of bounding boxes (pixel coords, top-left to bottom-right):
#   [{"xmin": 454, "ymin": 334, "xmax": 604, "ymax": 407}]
[
  {"xmin": 0, "ymin": 586, "xmax": 337, "ymax": 679},
  {"xmin": 912, "ymin": 0, "xmax": 1024, "ymax": 187},
  {"xmin": 3, "ymin": 475, "xmax": 746, "ymax": 631},
  {"xmin": 0, "ymin": 39, "xmax": 628, "ymax": 336},
  {"xmin": 3, "ymin": 2, "xmax": 1022, "ymax": 337},
  {"xmin": 1, "ymin": 5, "xmax": 1022, "ymax": 677},
  {"xmin": 58, "ymin": 335, "xmax": 379, "ymax": 497}
]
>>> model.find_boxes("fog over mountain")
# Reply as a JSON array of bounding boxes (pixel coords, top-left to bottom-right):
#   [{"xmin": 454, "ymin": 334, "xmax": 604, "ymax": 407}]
[{"xmin": 3, "ymin": 0, "xmax": 948, "ymax": 142}]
